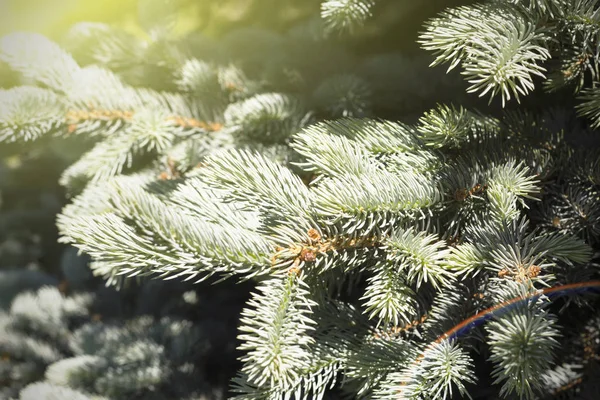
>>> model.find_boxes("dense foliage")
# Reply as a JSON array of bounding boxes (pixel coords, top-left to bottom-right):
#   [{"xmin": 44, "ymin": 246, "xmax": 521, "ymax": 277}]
[{"xmin": 1, "ymin": 0, "xmax": 600, "ymax": 399}]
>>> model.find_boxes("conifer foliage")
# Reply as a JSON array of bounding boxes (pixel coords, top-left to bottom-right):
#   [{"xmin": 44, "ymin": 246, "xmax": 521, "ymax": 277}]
[
  {"xmin": 1, "ymin": 0, "xmax": 600, "ymax": 399},
  {"xmin": 1, "ymin": 278, "xmax": 245, "ymax": 400}
]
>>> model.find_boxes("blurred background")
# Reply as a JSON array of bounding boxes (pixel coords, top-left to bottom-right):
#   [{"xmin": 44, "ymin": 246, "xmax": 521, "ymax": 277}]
[{"xmin": 0, "ymin": 0, "xmax": 474, "ymax": 52}]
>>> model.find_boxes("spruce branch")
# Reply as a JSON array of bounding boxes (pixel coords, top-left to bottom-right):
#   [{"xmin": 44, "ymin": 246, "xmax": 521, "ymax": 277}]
[
  {"xmin": 0, "ymin": 33, "xmax": 221, "ymax": 188},
  {"xmin": 320, "ymin": 0, "xmax": 376, "ymax": 35},
  {"xmin": 506, "ymin": 0, "xmax": 570, "ymax": 18},
  {"xmin": 577, "ymin": 85, "xmax": 600, "ymax": 128},
  {"xmin": 446, "ymin": 243, "xmax": 488, "ymax": 275},
  {"xmin": 420, "ymin": 4, "xmax": 551, "ymax": 106},
  {"xmin": 239, "ymin": 300, "xmax": 368, "ymax": 400},
  {"xmin": 535, "ymin": 182, "xmax": 600, "ymax": 245},
  {"xmin": 237, "ymin": 274, "xmax": 316, "ymax": 390},
  {"xmin": 474, "ymin": 217, "xmax": 593, "ymax": 284},
  {"xmin": 383, "ymin": 228, "xmax": 454, "ymax": 290},
  {"xmin": 229, "ymin": 373, "xmax": 276, "ymax": 400},
  {"xmin": 200, "ymin": 148, "xmax": 316, "ymax": 243},
  {"xmin": 486, "ymin": 304, "xmax": 560, "ymax": 399},
  {"xmin": 64, "ymin": 22, "xmax": 144, "ymax": 71},
  {"xmin": 305, "ymin": 118, "xmax": 419, "ymax": 154},
  {"xmin": 313, "ymin": 169, "xmax": 441, "ymax": 237},
  {"xmin": 58, "ymin": 177, "xmax": 274, "ymax": 285},
  {"xmin": 224, "ymin": 93, "xmax": 310, "ymax": 145},
  {"xmin": 290, "ymin": 301, "xmax": 365, "ymax": 398},
  {"xmin": 0, "ymin": 87, "xmax": 66, "ymax": 143},
  {"xmin": 361, "ymin": 261, "xmax": 418, "ymax": 327},
  {"xmin": 488, "ymin": 160, "xmax": 540, "ymax": 201},
  {"xmin": 345, "ymin": 337, "xmax": 417, "ymax": 397},
  {"xmin": 421, "ymin": 283, "xmax": 481, "ymax": 340},
  {"xmin": 291, "ymin": 124, "xmax": 382, "ymax": 177},
  {"xmin": 60, "ymin": 109, "xmax": 179, "ymax": 185},
  {"xmin": 168, "ymin": 177, "xmax": 262, "ymax": 231},
  {"xmin": 417, "ymin": 103, "xmax": 501, "ymax": 149},
  {"xmin": 272, "ymin": 228, "xmax": 383, "ymax": 276},
  {"xmin": 556, "ymin": 0, "xmax": 600, "ymax": 33},
  {"xmin": 0, "ymin": 32, "xmax": 80, "ymax": 91},
  {"xmin": 232, "ymin": 296, "xmax": 362, "ymax": 400},
  {"xmin": 485, "ymin": 160, "xmax": 540, "ymax": 223},
  {"xmin": 175, "ymin": 59, "xmax": 256, "ymax": 120},
  {"xmin": 373, "ymin": 340, "xmax": 475, "ymax": 400}
]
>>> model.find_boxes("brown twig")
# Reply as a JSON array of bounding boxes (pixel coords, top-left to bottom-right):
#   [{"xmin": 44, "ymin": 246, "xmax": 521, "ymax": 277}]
[
  {"xmin": 65, "ymin": 109, "xmax": 222, "ymax": 133},
  {"xmin": 272, "ymin": 228, "xmax": 380, "ymax": 276}
]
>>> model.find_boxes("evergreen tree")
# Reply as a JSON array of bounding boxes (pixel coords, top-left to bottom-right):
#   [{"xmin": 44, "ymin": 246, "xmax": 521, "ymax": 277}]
[{"xmin": 1, "ymin": 0, "xmax": 600, "ymax": 399}]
